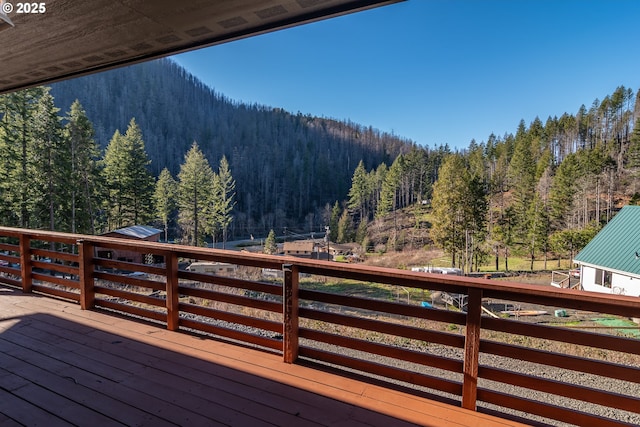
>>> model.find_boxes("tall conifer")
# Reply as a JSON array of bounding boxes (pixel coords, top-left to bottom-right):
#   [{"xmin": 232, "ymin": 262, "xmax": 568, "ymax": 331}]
[{"xmin": 178, "ymin": 142, "xmax": 214, "ymax": 246}]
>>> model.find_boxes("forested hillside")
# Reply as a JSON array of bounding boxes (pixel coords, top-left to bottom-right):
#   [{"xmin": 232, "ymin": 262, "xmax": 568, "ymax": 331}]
[
  {"xmin": 3, "ymin": 57, "xmax": 638, "ymax": 262},
  {"xmin": 0, "ymin": 59, "xmax": 414, "ymax": 241},
  {"xmin": 49, "ymin": 59, "xmax": 413, "ymax": 235},
  {"xmin": 341, "ymin": 85, "xmax": 640, "ymax": 271}
]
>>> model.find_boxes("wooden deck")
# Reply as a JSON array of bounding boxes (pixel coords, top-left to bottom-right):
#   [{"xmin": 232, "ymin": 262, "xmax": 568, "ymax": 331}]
[{"xmin": 0, "ymin": 285, "xmax": 527, "ymax": 427}]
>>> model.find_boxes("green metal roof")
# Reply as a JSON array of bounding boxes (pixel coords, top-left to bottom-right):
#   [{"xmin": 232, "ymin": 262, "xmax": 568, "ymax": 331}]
[{"xmin": 574, "ymin": 205, "xmax": 640, "ymax": 277}]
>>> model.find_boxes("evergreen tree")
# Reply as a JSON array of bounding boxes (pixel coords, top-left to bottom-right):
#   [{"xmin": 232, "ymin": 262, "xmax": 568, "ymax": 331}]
[
  {"xmin": 525, "ymin": 193, "xmax": 549, "ymax": 271},
  {"xmin": 263, "ymin": 229, "xmax": 277, "ymax": 254},
  {"xmin": 213, "ymin": 155, "xmax": 236, "ymax": 248},
  {"xmin": 178, "ymin": 142, "xmax": 214, "ymax": 246},
  {"xmin": 507, "ymin": 121, "xmax": 536, "ymax": 239},
  {"xmin": 431, "ymin": 154, "xmax": 486, "ymax": 271},
  {"xmin": 377, "ymin": 155, "xmax": 402, "ymax": 218},
  {"xmin": 154, "ymin": 168, "xmax": 177, "ymax": 242},
  {"xmin": 102, "ymin": 118, "xmax": 154, "ymax": 229},
  {"xmin": 328, "ymin": 201, "xmax": 341, "ymax": 242},
  {"xmin": 30, "ymin": 89, "xmax": 65, "ymax": 231},
  {"xmin": 549, "ymin": 153, "xmax": 580, "ymax": 229},
  {"xmin": 65, "ymin": 100, "xmax": 102, "ymax": 234},
  {"xmin": 493, "ymin": 206, "xmax": 516, "ymax": 271},
  {"xmin": 0, "ymin": 87, "xmax": 45, "ymax": 227},
  {"xmin": 0, "ymin": 122, "xmax": 8, "ymax": 223},
  {"xmin": 403, "ymin": 147, "xmax": 429, "ymax": 206},
  {"xmin": 123, "ymin": 118, "xmax": 155, "ymax": 225},
  {"xmin": 355, "ymin": 217, "xmax": 368, "ymax": 246},
  {"xmin": 337, "ymin": 209, "xmax": 355, "ymax": 243},
  {"xmin": 550, "ymin": 223, "xmax": 599, "ymax": 266},
  {"xmin": 347, "ymin": 160, "xmax": 370, "ymax": 222},
  {"xmin": 430, "ymin": 154, "xmax": 469, "ymax": 267},
  {"xmin": 102, "ymin": 130, "xmax": 126, "ymax": 229},
  {"xmin": 370, "ymin": 163, "xmax": 387, "ymax": 216},
  {"xmin": 627, "ymin": 118, "xmax": 640, "ymax": 170},
  {"xmin": 466, "ymin": 175, "xmax": 488, "ymax": 272}
]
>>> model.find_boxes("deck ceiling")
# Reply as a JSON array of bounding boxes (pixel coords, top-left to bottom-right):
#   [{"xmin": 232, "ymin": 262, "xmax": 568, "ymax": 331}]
[{"xmin": 0, "ymin": 0, "xmax": 401, "ymax": 95}]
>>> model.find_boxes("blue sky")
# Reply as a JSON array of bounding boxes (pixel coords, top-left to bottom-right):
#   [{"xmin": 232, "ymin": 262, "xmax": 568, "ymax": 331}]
[{"xmin": 172, "ymin": 0, "xmax": 640, "ymax": 150}]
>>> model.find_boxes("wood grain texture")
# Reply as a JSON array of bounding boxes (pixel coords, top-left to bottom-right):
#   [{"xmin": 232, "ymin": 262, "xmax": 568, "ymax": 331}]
[{"xmin": 0, "ymin": 284, "xmax": 527, "ymax": 427}]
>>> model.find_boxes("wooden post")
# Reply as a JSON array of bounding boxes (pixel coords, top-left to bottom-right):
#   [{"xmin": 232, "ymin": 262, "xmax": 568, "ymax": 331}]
[
  {"xmin": 166, "ymin": 252, "xmax": 179, "ymax": 331},
  {"xmin": 283, "ymin": 264, "xmax": 299, "ymax": 363},
  {"xmin": 462, "ymin": 288, "xmax": 482, "ymax": 410},
  {"xmin": 78, "ymin": 240, "xmax": 95, "ymax": 309},
  {"xmin": 19, "ymin": 234, "xmax": 31, "ymax": 293}
]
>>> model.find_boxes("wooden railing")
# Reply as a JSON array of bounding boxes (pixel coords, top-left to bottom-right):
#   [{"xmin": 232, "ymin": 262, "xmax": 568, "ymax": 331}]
[{"xmin": 0, "ymin": 226, "xmax": 639, "ymax": 427}]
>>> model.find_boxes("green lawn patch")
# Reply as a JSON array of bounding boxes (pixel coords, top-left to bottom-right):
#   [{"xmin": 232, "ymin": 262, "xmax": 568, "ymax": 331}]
[{"xmin": 593, "ymin": 318, "xmax": 640, "ymax": 337}]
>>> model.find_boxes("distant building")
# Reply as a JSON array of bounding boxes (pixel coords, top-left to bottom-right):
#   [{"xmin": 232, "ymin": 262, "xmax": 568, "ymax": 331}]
[
  {"xmin": 98, "ymin": 225, "xmax": 162, "ymax": 265},
  {"xmin": 186, "ymin": 262, "xmax": 237, "ymax": 276},
  {"xmin": 573, "ymin": 205, "xmax": 640, "ymax": 297},
  {"xmin": 283, "ymin": 241, "xmax": 318, "ymax": 258},
  {"xmin": 411, "ymin": 266, "xmax": 463, "ymax": 276}
]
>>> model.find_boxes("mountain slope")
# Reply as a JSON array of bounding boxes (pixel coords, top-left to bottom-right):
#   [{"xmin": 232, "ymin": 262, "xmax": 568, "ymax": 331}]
[{"xmin": 50, "ymin": 59, "xmax": 414, "ymax": 235}]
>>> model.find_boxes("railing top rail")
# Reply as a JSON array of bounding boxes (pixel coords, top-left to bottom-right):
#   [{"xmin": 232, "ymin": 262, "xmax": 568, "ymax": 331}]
[
  {"xmin": 290, "ymin": 258, "xmax": 640, "ymax": 318},
  {"xmin": 0, "ymin": 226, "xmax": 85, "ymax": 244},
  {"xmin": 76, "ymin": 235, "xmax": 288, "ymax": 270},
  {"xmin": 2, "ymin": 226, "xmax": 638, "ymax": 318}
]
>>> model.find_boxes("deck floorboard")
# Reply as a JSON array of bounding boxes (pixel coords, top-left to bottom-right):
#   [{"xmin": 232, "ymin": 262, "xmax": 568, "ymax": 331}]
[{"xmin": 0, "ymin": 285, "xmax": 527, "ymax": 427}]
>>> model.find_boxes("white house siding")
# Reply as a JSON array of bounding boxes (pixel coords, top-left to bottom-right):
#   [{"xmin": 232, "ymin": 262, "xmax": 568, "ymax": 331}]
[
  {"xmin": 581, "ymin": 266, "xmax": 598, "ymax": 293},
  {"xmin": 611, "ymin": 273, "xmax": 640, "ymax": 296},
  {"xmin": 580, "ymin": 265, "xmax": 640, "ymax": 297}
]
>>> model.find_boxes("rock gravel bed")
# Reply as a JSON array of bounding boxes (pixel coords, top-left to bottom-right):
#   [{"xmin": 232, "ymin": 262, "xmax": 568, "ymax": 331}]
[
  {"xmin": 176, "ymin": 309, "xmax": 640, "ymax": 427},
  {"xmin": 296, "ymin": 338, "xmax": 640, "ymax": 427},
  {"xmin": 97, "ymin": 276, "xmax": 639, "ymax": 427}
]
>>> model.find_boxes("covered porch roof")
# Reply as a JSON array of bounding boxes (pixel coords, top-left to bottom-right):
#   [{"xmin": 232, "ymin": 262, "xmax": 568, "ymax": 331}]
[{"xmin": 0, "ymin": 0, "xmax": 402, "ymax": 95}]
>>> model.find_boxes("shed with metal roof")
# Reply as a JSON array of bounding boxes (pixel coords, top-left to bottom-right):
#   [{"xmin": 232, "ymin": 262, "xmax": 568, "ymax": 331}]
[
  {"xmin": 99, "ymin": 225, "xmax": 163, "ymax": 265},
  {"xmin": 574, "ymin": 205, "xmax": 640, "ymax": 296},
  {"xmin": 103, "ymin": 225, "xmax": 163, "ymax": 240}
]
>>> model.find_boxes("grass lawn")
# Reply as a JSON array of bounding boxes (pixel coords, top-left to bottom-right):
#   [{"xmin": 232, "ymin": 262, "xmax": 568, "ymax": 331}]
[
  {"xmin": 300, "ymin": 277, "xmax": 431, "ymax": 303},
  {"xmin": 422, "ymin": 252, "xmax": 574, "ymax": 272}
]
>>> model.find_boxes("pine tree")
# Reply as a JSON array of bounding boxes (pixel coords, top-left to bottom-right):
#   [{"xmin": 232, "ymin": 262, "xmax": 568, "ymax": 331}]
[
  {"xmin": 0, "ymin": 123, "xmax": 9, "ymax": 224},
  {"xmin": 370, "ymin": 163, "xmax": 387, "ymax": 216},
  {"xmin": 213, "ymin": 156, "xmax": 236, "ymax": 248},
  {"xmin": 123, "ymin": 118, "xmax": 155, "ymax": 225},
  {"xmin": 355, "ymin": 217, "xmax": 368, "ymax": 246},
  {"xmin": 329, "ymin": 201, "xmax": 340, "ymax": 242},
  {"xmin": 337, "ymin": 209, "xmax": 354, "ymax": 243},
  {"xmin": 102, "ymin": 118, "xmax": 154, "ymax": 229},
  {"xmin": 494, "ymin": 206, "xmax": 516, "ymax": 271},
  {"xmin": 154, "ymin": 168, "xmax": 177, "ymax": 242},
  {"xmin": 507, "ymin": 121, "xmax": 536, "ymax": 239},
  {"xmin": 178, "ymin": 142, "xmax": 214, "ymax": 246},
  {"xmin": 431, "ymin": 155, "xmax": 466, "ymax": 266},
  {"xmin": 377, "ymin": 155, "xmax": 402, "ymax": 218},
  {"xmin": 525, "ymin": 193, "xmax": 549, "ymax": 271},
  {"xmin": 431, "ymin": 154, "xmax": 486, "ymax": 271},
  {"xmin": 0, "ymin": 87, "xmax": 45, "ymax": 227},
  {"xmin": 627, "ymin": 118, "xmax": 640, "ymax": 170},
  {"xmin": 65, "ymin": 100, "xmax": 102, "ymax": 234},
  {"xmin": 347, "ymin": 160, "xmax": 370, "ymax": 222},
  {"xmin": 102, "ymin": 130, "xmax": 127, "ymax": 229},
  {"xmin": 30, "ymin": 89, "xmax": 65, "ymax": 231},
  {"xmin": 263, "ymin": 229, "xmax": 277, "ymax": 254},
  {"xmin": 549, "ymin": 153, "xmax": 580, "ymax": 229}
]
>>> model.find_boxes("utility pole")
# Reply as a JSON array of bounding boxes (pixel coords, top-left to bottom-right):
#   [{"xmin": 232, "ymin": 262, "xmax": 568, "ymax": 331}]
[{"xmin": 325, "ymin": 226, "xmax": 330, "ymax": 261}]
